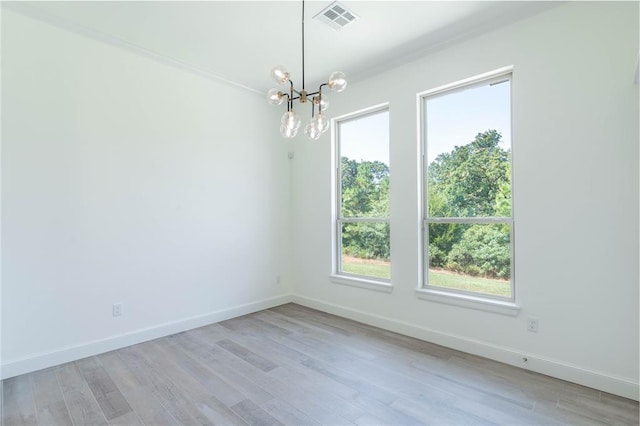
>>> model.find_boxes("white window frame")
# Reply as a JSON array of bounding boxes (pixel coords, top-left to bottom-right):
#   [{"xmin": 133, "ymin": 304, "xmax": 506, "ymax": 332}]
[
  {"xmin": 330, "ymin": 104, "xmax": 393, "ymax": 293},
  {"xmin": 417, "ymin": 67, "xmax": 519, "ymax": 315}
]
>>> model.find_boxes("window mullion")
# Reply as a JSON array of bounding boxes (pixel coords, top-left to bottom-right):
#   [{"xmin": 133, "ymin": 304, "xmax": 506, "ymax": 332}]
[
  {"xmin": 426, "ymin": 217, "xmax": 512, "ymax": 224},
  {"xmin": 342, "ymin": 217, "xmax": 389, "ymax": 223}
]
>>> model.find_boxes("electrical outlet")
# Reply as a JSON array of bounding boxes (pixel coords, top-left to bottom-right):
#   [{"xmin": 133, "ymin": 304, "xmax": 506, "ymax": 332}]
[
  {"xmin": 112, "ymin": 303, "xmax": 123, "ymax": 317},
  {"xmin": 527, "ymin": 316, "xmax": 539, "ymax": 333}
]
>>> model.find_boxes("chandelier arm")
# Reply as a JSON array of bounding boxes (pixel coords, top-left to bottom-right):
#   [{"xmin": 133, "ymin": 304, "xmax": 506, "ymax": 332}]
[
  {"xmin": 307, "ymin": 84, "xmax": 328, "ymax": 98},
  {"xmin": 317, "ymin": 84, "xmax": 328, "ymax": 113},
  {"xmin": 282, "ymin": 93, "xmax": 291, "ymax": 111},
  {"xmin": 289, "ymin": 79, "xmax": 295, "ymax": 110}
]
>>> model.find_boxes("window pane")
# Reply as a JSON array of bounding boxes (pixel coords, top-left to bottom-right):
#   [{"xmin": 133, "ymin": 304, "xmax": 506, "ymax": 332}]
[
  {"xmin": 341, "ymin": 222, "xmax": 390, "ymax": 280},
  {"xmin": 340, "ymin": 110, "xmax": 390, "ymax": 218},
  {"xmin": 426, "ymin": 81, "xmax": 511, "ymax": 217},
  {"xmin": 428, "ymin": 223, "xmax": 511, "ymax": 298}
]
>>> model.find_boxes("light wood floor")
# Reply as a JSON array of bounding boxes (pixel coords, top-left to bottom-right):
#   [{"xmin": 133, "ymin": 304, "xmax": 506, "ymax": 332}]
[{"xmin": 2, "ymin": 303, "xmax": 638, "ymax": 425}]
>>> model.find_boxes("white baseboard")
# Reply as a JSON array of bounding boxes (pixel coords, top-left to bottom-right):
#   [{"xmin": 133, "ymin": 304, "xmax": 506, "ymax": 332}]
[
  {"xmin": 1, "ymin": 294, "xmax": 293, "ymax": 380},
  {"xmin": 292, "ymin": 294, "xmax": 640, "ymax": 401}
]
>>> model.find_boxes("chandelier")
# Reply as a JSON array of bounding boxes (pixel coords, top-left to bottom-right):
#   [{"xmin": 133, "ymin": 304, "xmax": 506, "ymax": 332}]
[{"xmin": 266, "ymin": 0, "xmax": 347, "ymax": 140}]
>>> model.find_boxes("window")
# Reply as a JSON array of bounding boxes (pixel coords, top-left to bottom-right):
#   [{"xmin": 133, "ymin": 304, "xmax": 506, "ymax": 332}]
[
  {"xmin": 421, "ymin": 70, "xmax": 514, "ymax": 303},
  {"xmin": 333, "ymin": 106, "xmax": 390, "ymax": 286}
]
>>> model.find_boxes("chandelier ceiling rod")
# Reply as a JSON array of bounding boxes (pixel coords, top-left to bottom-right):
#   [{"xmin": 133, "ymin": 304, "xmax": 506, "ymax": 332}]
[{"xmin": 301, "ymin": 0, "xmax": 305, "ymax": 90}]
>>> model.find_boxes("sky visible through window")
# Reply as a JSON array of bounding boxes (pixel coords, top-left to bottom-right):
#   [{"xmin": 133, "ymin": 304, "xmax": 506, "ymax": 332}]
[
  {"xmin": 339, "ymin": 81, "xmax": 509, "ymax": 167},
  {"xmin": 427, "ymin": 81, "xmax": 511, "ymax": 163},
  {"xmin": 340, "ymin": 110, "xmax": 390, "ymax": 165}
]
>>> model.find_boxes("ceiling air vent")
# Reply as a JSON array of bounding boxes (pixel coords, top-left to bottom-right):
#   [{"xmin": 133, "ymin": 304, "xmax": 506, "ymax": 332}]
[{"xmin": 314, "ymin": 1, "xmax": 359, "ymax": 31}]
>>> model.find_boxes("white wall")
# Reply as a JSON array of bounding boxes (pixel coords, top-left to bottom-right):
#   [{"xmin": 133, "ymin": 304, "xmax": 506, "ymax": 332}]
[
  {"xmin": 291, "ymin": 2, "xmax": 639, "ymax": 399},
  {"xmin": 1, "ymin": 9, "xmax": 291, "ymax": 377}
]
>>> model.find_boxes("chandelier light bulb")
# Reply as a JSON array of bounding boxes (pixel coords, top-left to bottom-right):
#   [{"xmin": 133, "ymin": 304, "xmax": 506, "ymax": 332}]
[
  {"xmin": 280, "ymin": 124, "xmax": 298, "ymax": 138},
  {"xmin": 304, "ymin": 121, "xmax": 321, "ymax": 140},
  {"xmin": 281, "ymin": 110, "xmax": 301, "ymax": 131},
  {"xmin": 312, "ymin": 114, "xmax": 330, "ymax": 133},
  {"xmin": 314, "ymin": 95, "xmax": 329, "ymax": 112},
  {"xmin": 267, "ymin": 88, "xmax": 284, "ymax": 105},
  {"xmin": 328, "ymin": 71, "xmax": 347, "ymax": 92},
  {"xmin": 271, "ymin": 65, "xmax": 290, "ymax": 85}
]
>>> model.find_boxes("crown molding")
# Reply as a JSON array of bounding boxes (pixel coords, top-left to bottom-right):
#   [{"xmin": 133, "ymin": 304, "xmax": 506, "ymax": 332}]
[{"xmin": 1, "ymin": 2, "xmax": 263, "ymax": 96}]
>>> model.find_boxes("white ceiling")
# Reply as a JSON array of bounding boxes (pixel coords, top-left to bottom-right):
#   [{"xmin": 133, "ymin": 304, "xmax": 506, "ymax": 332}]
[{"xmin": 6, "ymin": 1, "xmax": 558, "ymax": 94}]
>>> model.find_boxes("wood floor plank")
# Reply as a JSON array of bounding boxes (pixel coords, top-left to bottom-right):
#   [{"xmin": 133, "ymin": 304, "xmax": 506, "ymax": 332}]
[
  {"xmin": 193, "ymin": 400, "xmax": 249, "ymax": 426},
  {"xmin": 55, "ymin": 362, "xmax": 109, "ymax": 425},
  {"xmin": 599, "ymin": 391, "xmax": 640, "ymax": 418},
  {"xmin": 96, "ymin": 352, "xmax": 179, "ymax": 425},
  {"xmin": 157, "ymin": 335, "xmax": 248, "ymax": 407},
  {"xmin": 233, "ymin": 333, "xmax": 378, "ymax": 407},
  {"xmin": 96, "ymin": 351, "xmax": 148, "ymax": 394},
  {"xmin": 231, "ymin": 399, "xmax": 284, "ymax": 426},
  {"xmin": 184, "ymin": 331, "xmax": 356, "ymax": 424},
  {"xmin": 258, "ymin": 308, "xmax": 357, "ymax": 340},
  {"xmin": 30, "ymin": 368, "xmax": 74, "ymax": 426},
  {"xmin": 349, "ymin": 392, "xmax": 423, "ymax": 425},
  {"xmin": 118, "ymin": 386, "xmax": 182, "ymax": 425},
  {"xmin": 268, "ymin": 366, "xmax": 363, "ymax": 421},
  {"xmin": 106, "ymin": 410, "xmax": 144, "ymax": 425},
  {"xmin": 291, "ymin": 322, "xmax": 390, "ymax": 362},
  {"xmin": 3, "ymin": 303, "xmax": 638, "ymax": 426},
  {"xmin": 331, "ymin": 354, "xmax": 460, "ymax": 405},
  {"xmin": 266, "ymin": 332, "xmax": 353, "ymax": 365},
  {"xmin": 135, "ymin": 339, "xmax": 249, "ymax": 425},
  {"xmin": 353, "ymin": 412, "xmax": 384, "ymax": 426},
  {"xmin": 283, "ymin": 330, "xmax": 365, "ymax": 363},
  {"xmin": 231, "ymin": 332, "xmax": 360, "ymax": 402},
  {"xmin": 260, "ymin": 398, "xmax": 321, "ymax": 426},
  {"xmin": 237, "ymin": 316, "xmax": 293, "ymax": 338},
  {"xmin": 174, "ymin": 331, "xmax": 275, "ymax": 404},
  {"xmin": 75, "ymin": 356, "xmax": 133, "ymax": 421},
  {"xmin": 1, "ymin": 374, "xmax": 37, "ymax": 426},
  {"xmin": 217, "ymin": 338, "xmax": 279, "ymax": 372},
  {"xmin": 117, "ymin": 345, "xmax": 222, "ymax": 425},
  {"xmin": 233, "ymin": 332, "xmax": 311, "ymax": 365},
  {"xmin": 453, "ymin": 394, "xmax": 551, "ymax": 425},
  {"xmin": 391, "ymin": 395, "xmax": 496, "ymax": 425},
  {"xmin": 556, "ymin": 394, "xmax": 640, "ymax": 425},
  {"xmin": 300, "ymin": 357, "xmax": 398, "ymax": 404},
  {"xmin": 272, "ymin": 304, "xmax": 353, "ymax": 337},
  {"xmin": 187, "ymin": 322, "xmax": 233, "ymax": 342},
  {"xmin": 533, "ymin": 400, "xmax": 604, "ymax": 425},
  {"xmin": 253, "ymin": 310, "xmax": 320, "ymax": 335}
]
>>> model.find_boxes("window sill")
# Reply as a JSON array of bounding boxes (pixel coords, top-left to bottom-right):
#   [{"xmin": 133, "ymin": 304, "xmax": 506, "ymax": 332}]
[
  {"xmin": 415, "ymin": 288, "xmax": 520, "ymax": 316},
  {"xmin": 330, "ymin": 274, "xmax": 394, "ymax": 293}
]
